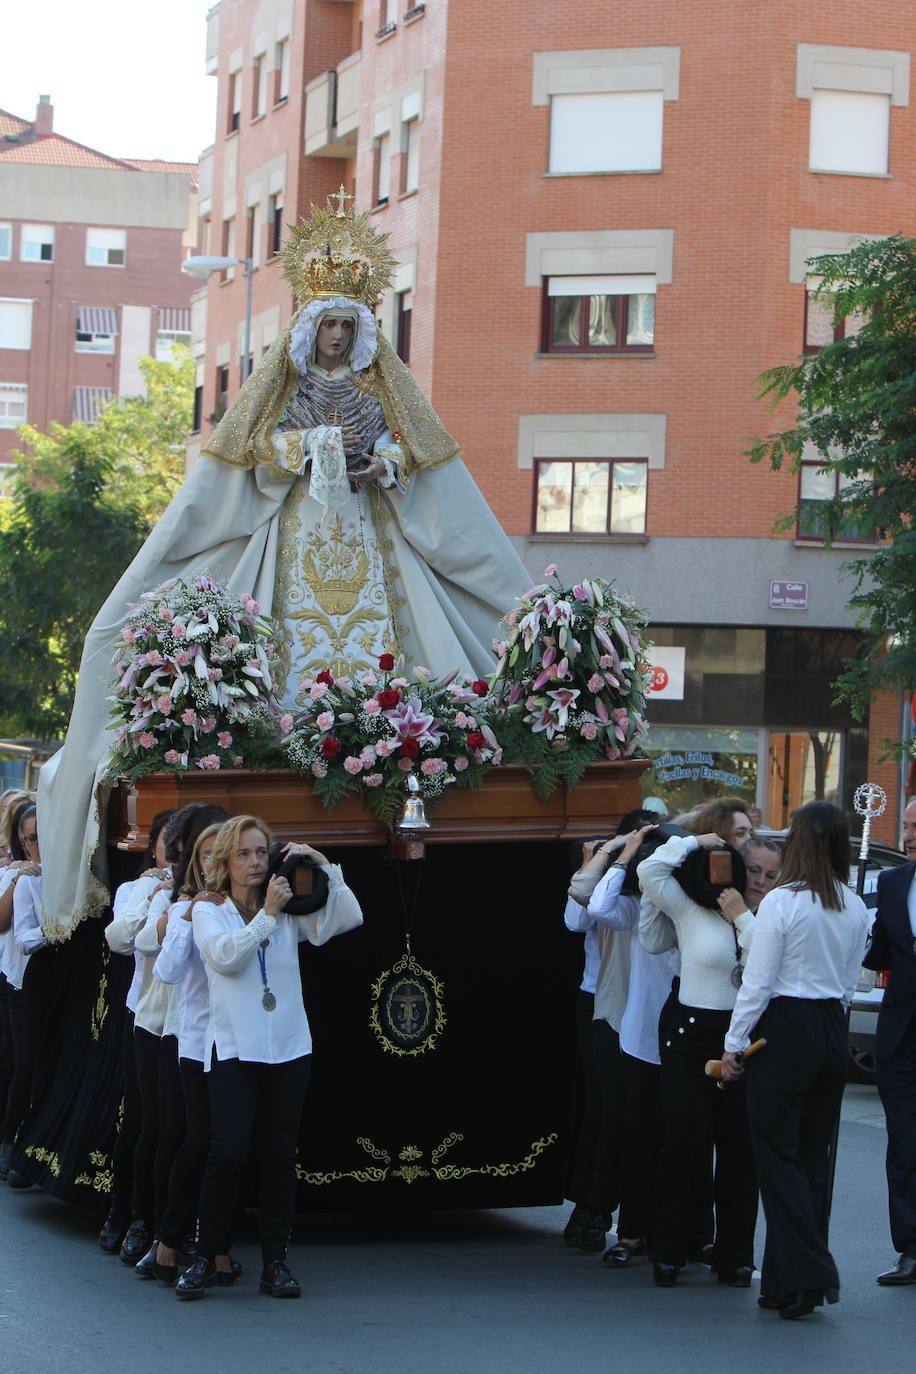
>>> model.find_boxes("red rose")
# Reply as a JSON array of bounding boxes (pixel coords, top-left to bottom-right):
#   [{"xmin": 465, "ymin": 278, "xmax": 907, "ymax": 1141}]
[
  {"xmin": 472, "ymin": 679, "xmax": 488, "ymax": 697},
  {"xmin": 400, "ymin": 737, "xmax": 420, "ymax": 758},
  {"xmin": 378, "ymin": 653, "xmax": 395, "ymax": 671},
  {"xmin": 377, "ymin": 689, "xmax": 401, "ymax": 709},
  {"xmin": 320, "ymin": 737, "xmax": 340, "ymax": 758},
  {"xmin": 467, "ymin": 731, "xmax": 485, "ymax": 750},
  {"xmin": 316, "ymin": 670, "xmax": 334, "ymax": 686}
]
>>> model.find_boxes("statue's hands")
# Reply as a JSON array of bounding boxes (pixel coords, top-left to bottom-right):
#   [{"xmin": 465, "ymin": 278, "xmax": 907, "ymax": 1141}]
[{"xmin": 347, "ymin": 454, "xmax": 387, "ymax": 490}]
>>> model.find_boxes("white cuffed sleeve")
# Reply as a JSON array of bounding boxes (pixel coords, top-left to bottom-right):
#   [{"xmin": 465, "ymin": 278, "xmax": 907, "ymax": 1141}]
[
  {"xmin": 296, "ymin": 865, "xmax": 363, "ymax": 945},
  {"xmin": 193, "ymin": 902, "xmax": 277, "ymax": 975}
]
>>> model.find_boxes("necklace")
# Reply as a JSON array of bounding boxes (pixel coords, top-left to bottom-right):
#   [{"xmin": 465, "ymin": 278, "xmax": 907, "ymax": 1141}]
[
  {"xmin": 234, "ymin": 894, "xmax": 277, "ymax": 1012},
  {"xmin": 714, "ymin": 910, "xmax": 744, "ymax": 988}
]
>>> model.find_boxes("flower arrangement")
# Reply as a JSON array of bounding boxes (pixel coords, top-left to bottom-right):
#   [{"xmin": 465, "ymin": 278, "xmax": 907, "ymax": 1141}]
[
  {"xmin": 285, "ymin": 653, "xmax": 502, "ymax": 829},
  {"xmin": 106, "ymin": 575, "xmax": 284, "ymax": 782},
  {"xmin": 489, "ymin": 567, "xmax": 651, "ymax": 800}
]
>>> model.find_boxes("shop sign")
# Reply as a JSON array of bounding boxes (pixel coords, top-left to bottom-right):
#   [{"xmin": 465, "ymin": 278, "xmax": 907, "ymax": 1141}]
[
  {"xmin": 769, "ymin": 580, "xmax": 808, "ymax": 611},
  {"xmin": 646, "ymin": 646, "xmax": 686, "ymax": 700}
]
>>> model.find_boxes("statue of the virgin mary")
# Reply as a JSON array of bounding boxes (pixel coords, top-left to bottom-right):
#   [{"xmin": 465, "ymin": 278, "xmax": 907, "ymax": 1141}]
[{"xmin": 37, "ymin": 195, "xmax": 529, "ymax": 935}]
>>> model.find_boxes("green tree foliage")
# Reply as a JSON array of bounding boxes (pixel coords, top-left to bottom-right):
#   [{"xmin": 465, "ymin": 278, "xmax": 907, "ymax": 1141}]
[
  {"xmin": 0, "ymin": 352, "xmax": 192, "ymax": 738},
  {"xmin": 749, "ymin": 236, "xmax": 916, "ymax": 731}
]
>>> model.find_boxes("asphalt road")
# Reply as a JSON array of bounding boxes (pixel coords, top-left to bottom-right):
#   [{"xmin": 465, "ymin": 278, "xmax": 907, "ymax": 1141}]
[{"xmin": 0, "ymin": 1086, "xmax": 912, "ymax": 1374}]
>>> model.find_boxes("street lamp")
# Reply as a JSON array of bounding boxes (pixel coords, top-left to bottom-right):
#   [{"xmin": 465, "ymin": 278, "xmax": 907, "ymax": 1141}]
[{"xmin": 181, "ymin": 254, "xmax": 254, "ymax": 382}]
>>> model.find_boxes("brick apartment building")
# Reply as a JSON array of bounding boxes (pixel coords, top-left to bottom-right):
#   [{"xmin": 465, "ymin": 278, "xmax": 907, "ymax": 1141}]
[
  {"xmin": 0, "ymin": 96, "xmax": 197, "ymax": 465},
  {"xmin": 191, "ymin": 0, "xmax": 913, "ymax": 841}
]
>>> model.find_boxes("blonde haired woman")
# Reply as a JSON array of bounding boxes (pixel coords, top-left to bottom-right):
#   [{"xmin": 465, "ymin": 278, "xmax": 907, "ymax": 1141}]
[{"xmin": 176, "ymin": 816, "xmax": 362, "ymax": 1301}]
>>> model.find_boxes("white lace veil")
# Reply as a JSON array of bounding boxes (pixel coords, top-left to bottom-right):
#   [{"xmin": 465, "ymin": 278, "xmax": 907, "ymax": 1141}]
[{"xmin": 289, "ymin": 297, "xmax": 378, "ymax": 374}]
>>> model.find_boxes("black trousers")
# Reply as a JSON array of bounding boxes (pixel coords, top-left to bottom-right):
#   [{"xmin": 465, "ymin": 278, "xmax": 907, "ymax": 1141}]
[
  {"xmin": 875, "ymin": 1015, "xmax": 916, "ymax": 1259},
  {"xmin": 131, "ymin": 1026, "xmax": 163, "ymax": 1223},
  {"xmin": 747, "ymin": 996, "xmax": 846, "ymax": 1298},
  {"xmin": 4, "ymin": 950, "xmax": 63, "ymax": 1143},
  {"xmin": 589, "ymin": 1020, "xmax": 624, "ymax": 1215},
  {"xmin": 159, "ymin": 1057, "xmax": 209, "ymax": 1249},
  {"xmin": 108, "ymin": 1009, "xmax": 141, "ymax": 1226},
  {"xmin": 567, "ymin": 991, "xmax": 601, "ymax": 1207},
  {"xmin": 198, "ymin": 1052, "xmax": 311, "ymax": 1266},
  {"xmin": 0, "ymin": 973, "xmax": 14, "ymax": 1142},
  {"xmin": 616, "ymin": 1052, "xmax": 662, "ymax": 1243},
  {"xmin": 653, "ymin": 1002, "xmax": 757, "ymax": 1270},
  {"xmin": 155, "ymin": 1036, "xmax": 186, "ymax": 1232}
]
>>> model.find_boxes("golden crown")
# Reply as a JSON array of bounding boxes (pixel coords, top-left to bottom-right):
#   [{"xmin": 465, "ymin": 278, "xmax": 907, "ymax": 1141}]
[{"xmin": 280, "ymin": 186, "xmax": 397, "ymax": 306}]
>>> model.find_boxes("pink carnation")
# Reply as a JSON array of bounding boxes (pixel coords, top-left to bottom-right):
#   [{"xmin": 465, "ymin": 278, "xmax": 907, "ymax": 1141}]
[
  {"xmin": 310, "ymin": 761, "xmax": 327, "ymax": 779},
  {"xmin": 363, "ymin": 699, "xmax": 381, "ymax": 717},
  {"xmin": 544, "ymin": 563, "xmax": 558, "ymax": 576},
  {"xmin": 375, "ymin": 739, "xmax": 393, "ymax": 757},
  {"xmin": 580, "ymin": 722, "xmax": 598, "ymax": 740},
  {"xmin": 156, "ymin": 694, "xmax": 172, "ymax": 714},
  {"xmin": 157, "ymin": 603, "xmax": 173, "ymax": 620},
  {"xmin": 181, "ymin": 709, "xmax": 198, "ymax": 726},
  {"xmin": 122, "ymin": 628, "xmax": 136, "ymax": 644},
  {"xmin": 175, "ymin": 650, "xmax": 191, "ymax": 666},
  {"xmin": 232, "ymin": 754, "xmax": 244, "ymax": 766},
  {"xmin": 223, "ymin": 634, "xmax": 240, "ymax": 649},
  {"xmin": 454, "ymin": 711, "xmax": 469, "ymax": 728},
  {"xmin": 310, "ymin": 682, "xmax": 329, "ymax": 700},
  {"xmin": 453, "ymin": 756, "xmax": 469, "ymax": 773},
  {"xmin": 201, "ymin": 716, "xmax": 217, "ymax": 733},
  {"xmin": 278, "ymin": 713, "xmax": 294, "ymax": 735},
  {"xmin": 420, "ymin": 757, "xmax": 447, "ymax": 776},
  {"xmin": 217, "ymin": 731, "xmax": 233, "ymax": 748},
  {"xmin": 316, "ymin": 711, "xmax": 335, "ymax": 731},
  {"xmin": 145, "ymin": 650, "xmax": 164, "ymax": 666},
  {"xmin": 363, "ymin": 773, "xmax": 384, "ymax": 788},
  {"xmin": 195, "ymin": 754, "xmax": 221, "ymax": 770},
  {"xmin": 587, "ymin": 674, "xmax": 604, "ymax": 693},
  {"xmin": 360, "ymin": 747, "xmax": 377, "ymax": 765},
  {"xmin": 599, "ymin": 654, "xmax": 613, "ymax": 668},
  {"xmin": 208, "ymin": 668, "xmax": 223, "ymax": 681},
  {"xmin": 397, "ymin": 757, "xmax": 414, "ymax": 772},
  {"xmin": 360, "ymin": 671, "xmax": 378, "ymax": 687},
  {"xmin": 137, "ymin": 732, "xmax": 156, "ymax": 749},
  {"xmin": 163, "ymin": 749, "xmax": 183, "ymax": 765},
  {"xmin": 344, "ymin": 756, "xmax": 364, "ymax": 775},
  {"xmin": 172, "ymin": 624, "xmax": 185, "ymax": 639},
  {"xmin": 390, "ymin": 677, "xmax": 409, "ymax": 689}
]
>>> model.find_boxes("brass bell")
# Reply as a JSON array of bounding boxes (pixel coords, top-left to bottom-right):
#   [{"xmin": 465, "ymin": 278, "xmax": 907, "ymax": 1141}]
[{"xmin": 398, "ymin": 773, "xmax": 430, "ymax": 831}]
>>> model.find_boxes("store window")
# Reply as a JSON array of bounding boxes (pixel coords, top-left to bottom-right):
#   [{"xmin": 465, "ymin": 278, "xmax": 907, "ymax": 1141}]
[{"xmin": 534, "ymin": 458, "xmax": 647, "ymax": 535}]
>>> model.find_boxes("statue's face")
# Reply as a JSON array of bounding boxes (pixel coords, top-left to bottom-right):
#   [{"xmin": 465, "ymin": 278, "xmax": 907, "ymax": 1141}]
[{"xmin": 315, "ymin": 315, "xmax": 355, "ymax": 369}]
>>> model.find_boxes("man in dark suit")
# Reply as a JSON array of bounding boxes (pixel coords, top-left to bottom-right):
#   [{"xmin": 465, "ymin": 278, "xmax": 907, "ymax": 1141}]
[{"xmin": 864, "ymin": 797, "xmax": 916, "ymax": 1285}]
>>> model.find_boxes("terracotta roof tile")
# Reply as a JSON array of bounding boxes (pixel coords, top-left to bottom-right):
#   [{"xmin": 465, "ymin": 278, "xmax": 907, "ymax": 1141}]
[
  {"xmin": 0, "ymin": 108, "xmax": 32, "ymax": 137},
  {"xmin": 0, "ymin": 132, "xmax": 135, "ymax": 169},
  {"xmin": 124, "ymin": 158, "xmax": 199, "ymax": 184}
]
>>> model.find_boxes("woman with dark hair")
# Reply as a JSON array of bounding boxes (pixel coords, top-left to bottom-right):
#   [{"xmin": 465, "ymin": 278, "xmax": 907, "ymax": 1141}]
[
  {"xmin": 721, "ymin": 801, "xmax": 870, "ymax": 1320},
  {"xmin": 98, "ymin": 808, "xmax": 174, "ymax": 1251},
  {"xmin": 637, "ymin": 827, "xmax": 758, "ymax": 1288},
  {"xmin": 0, "ymin": 800, "xmax": 40, "ymax": 1179},
  {"xmin": 176, "ymin": 815, "xmax": 362, "ymax": 1301},
  {"xmin": 131, "ymin": 804, "xmax": 229, "ymax": 1275}
]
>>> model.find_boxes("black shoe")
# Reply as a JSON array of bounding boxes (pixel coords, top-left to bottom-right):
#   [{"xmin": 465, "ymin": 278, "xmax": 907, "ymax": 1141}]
[
  {"xmin": 718, "ymin": 1266, "xmax": 753, "ymax": 1288},
  {"xmin": 758, "ymin": 1294, "xmax": 791, "ymax": 1311},
  {"xmin": 563, "ymin": 1204, "xmax": 589, "ymax": 1248},
  {"xmin": 135, "ymin": 1243, "xmax": 160, "ymax": 1279},
  {"xmin": 178, "ymin": 1234, "xmax": 199, "ymax": 1263},
  {"xmin": 603, "ymin": 1237, "xmax": 648, "ymax": 1267},
  {"xmin": 259, "ymin": 1260, "xmax": 301, "ymax": 1298},
  {"xmin": 175, "ymin": 1256, "xmax": 217, "ymax": 1301},
  {"xmin": 689, "ymin": 1243, "xmax": 715, "ymax": 1266},
  {"xmin": 6, "ymin": 1169, "xmax": 32, "ymax": 1190},
  {"xmin": 653, "ymin": 1262, "xmax": 680, "ymax": 1288},
  {"xmin": 779, "ymin": 1290, "xmax": 824, "ymax": 1321},
  {"xmin": 877, "ymin": 1254, "xmax": 916, "ymax": 1286},
  {"xmin": 579, "ymin": 1212, "xmax": 613, "ymax": 1253},
  {"xmin": 120, "ymin": 1219, "xmax": 152, "ymax": 1265},
  {"xmin": 98, "ymin": 1211, "xmax": 127, "ymax": 1254},
  {"xmin": 215, "ymin": 1256, "xmax": 243, "ymax": 1287}
]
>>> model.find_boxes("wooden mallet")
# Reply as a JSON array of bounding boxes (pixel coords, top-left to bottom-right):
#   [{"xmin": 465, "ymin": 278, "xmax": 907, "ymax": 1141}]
[{"xmin": 705, "ymin": 1038, "xmax": 767, "ymax": 1081}]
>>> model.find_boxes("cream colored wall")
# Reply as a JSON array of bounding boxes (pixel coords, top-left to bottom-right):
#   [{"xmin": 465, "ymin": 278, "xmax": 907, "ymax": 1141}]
[{"xmin": 0, "ymin": 167, "xmax": 193, "ymax": 229}]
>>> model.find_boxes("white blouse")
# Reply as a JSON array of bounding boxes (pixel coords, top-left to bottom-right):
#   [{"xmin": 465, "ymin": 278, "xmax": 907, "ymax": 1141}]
[
  {"xmin": 193, "ymin": 864, "xmax": 363, "ymax": 1067},
  {"xmin": 3, "ymin": 874, "xmax": 44, "ymax": 989},
  {"xmin": 133, "ymin": 887, "xmax": 175, "ymax": 1036},
  {"xmin": 637, "ymin": 834, "xmax": 754, "ymax": 1013},
  {"xmin": 153, "ymin": 899, "xmax": 209, "ymax": 1064},
  {"xmin": 724, "ymin": 882, "xmax": 870, "ymax": 1052},
  {"xmin": 589, "ymin": 865, "xmax": 678, "ymax": 1065},
  {"xmin": 563, "ymin": 898, "xmax": 600, "ymax": 995},
  {"xmin": 109, "ymin": 879, "xmax": 144, "ymax": 1013},
  {"xmin": 0, "ymin": 866, "xmax": 16, "ymax": 975}
]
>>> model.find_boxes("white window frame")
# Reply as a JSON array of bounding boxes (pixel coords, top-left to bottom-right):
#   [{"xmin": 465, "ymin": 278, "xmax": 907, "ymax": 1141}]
[
  {"xmin": 0, "ymin": 383, "xmax": 28, "ymax": 429},
  {"xmin": 76, "ymin": 329, "xmax": 116, "ymax": 355},
  {"xmin": 375, "ymin": 131, "xmax": 391, "ymax": 204},
  {"xmin": 21, "ymin": 224, "xmax": 54, "ymax": 263},
  {"xmin": 796, "ymin": 43, "xmax": 909, "ymax": 177},
  {"xmin": 275, "ymin": 39, "xmax": 290, "ymax": 103},
  {"xmin": 86, "ymin": 227, "xmax": 127, "ymax": 268},
  {"xmin": 253, "ymin": 53, "xmax": 268, "ymax": 118},
  {"xmin": 402, "ymin": 117, "xmax": 420, "ymax": 194},
  {"xmin": 0, "ymin": 298, "xmax": 34, "ymax": 350},
  {"xmin": 0, "ymin": 225, "xmax": 11, "ymax": 262},
  {"xmin": 155, "ymin": 330, "xmax": 192, "ymax": 362}
]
